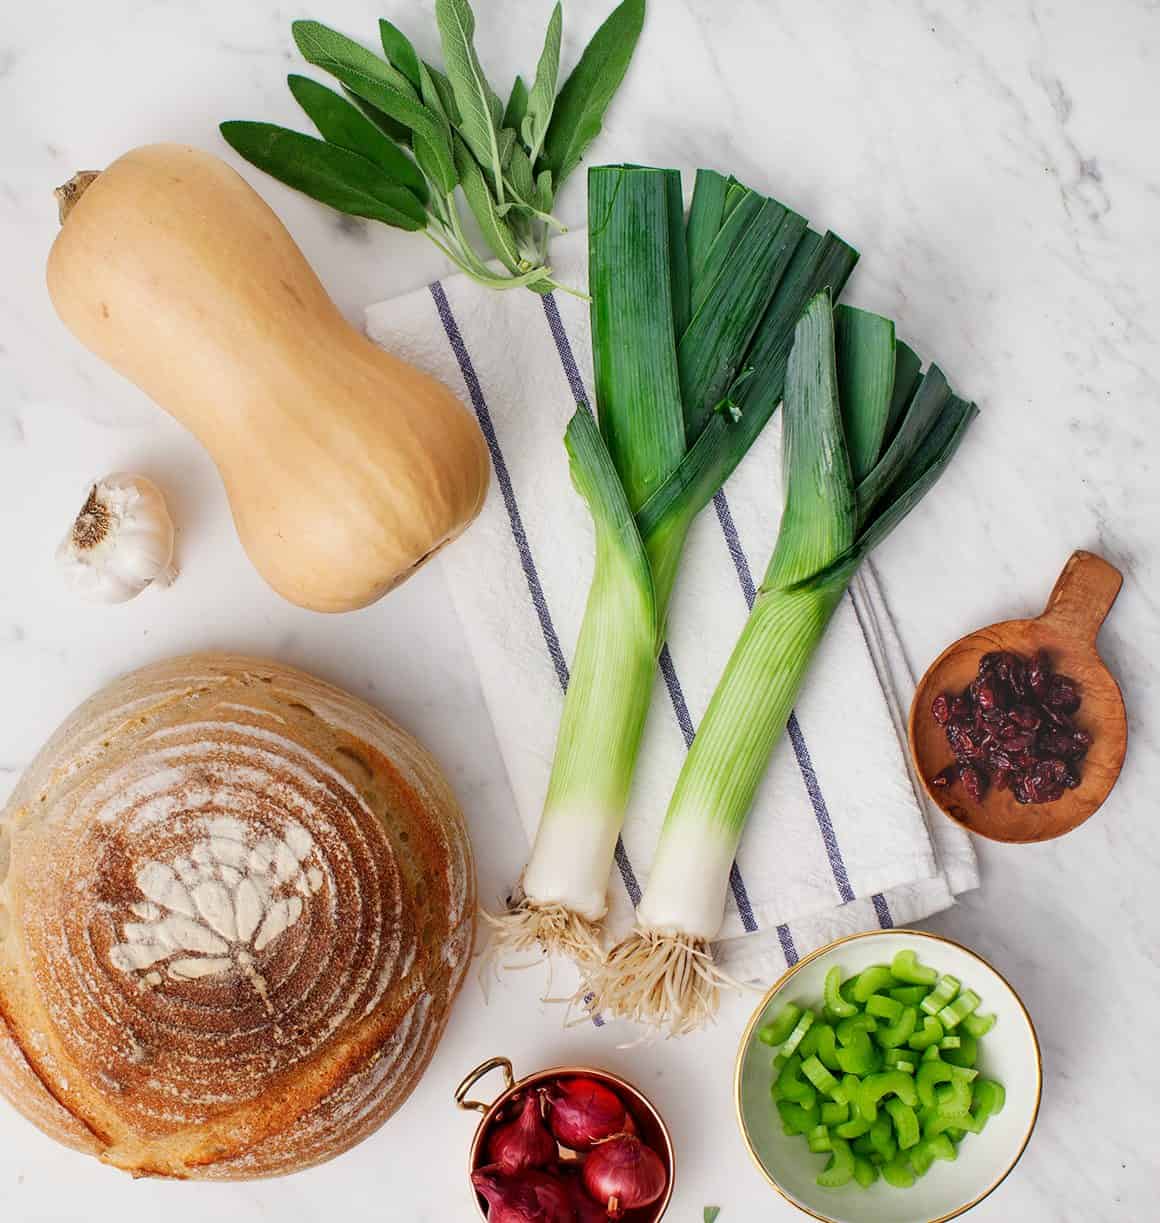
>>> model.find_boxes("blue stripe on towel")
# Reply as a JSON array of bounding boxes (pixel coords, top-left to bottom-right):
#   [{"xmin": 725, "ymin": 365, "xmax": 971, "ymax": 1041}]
[
  {"xmin": 777, "ymin": 924, "xmax": 800, "ymax": 966},
  {"xmin": 540, "ymin": 295, "xmax": 760, "ymax": 931},
  {"xmin": 429, "ymin": 282, "xmax": 645, "ymax": 905}
]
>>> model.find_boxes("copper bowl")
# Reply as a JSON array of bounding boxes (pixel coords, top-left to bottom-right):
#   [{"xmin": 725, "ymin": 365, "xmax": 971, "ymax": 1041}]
[{"xmin": 455, "ymin": 1056, "xmax": 675, "ymax": 1221}]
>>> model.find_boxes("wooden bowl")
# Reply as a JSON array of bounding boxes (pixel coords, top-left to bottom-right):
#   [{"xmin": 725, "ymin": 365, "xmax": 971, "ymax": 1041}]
[{"xmin": 908, "ymin": 550, "xmax": 1126, "ymax": 843}]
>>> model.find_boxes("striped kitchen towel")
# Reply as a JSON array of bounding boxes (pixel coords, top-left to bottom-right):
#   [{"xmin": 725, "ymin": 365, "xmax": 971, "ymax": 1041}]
[{"xmin": 366, "ymin": 235, "xmax": 978, "ymax": 984}]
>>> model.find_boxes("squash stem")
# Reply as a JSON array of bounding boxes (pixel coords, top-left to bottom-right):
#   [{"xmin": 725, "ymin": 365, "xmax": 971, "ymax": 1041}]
[{"xmin": 54, "ymin": 171, "xmax": 100, "ymax": 225}]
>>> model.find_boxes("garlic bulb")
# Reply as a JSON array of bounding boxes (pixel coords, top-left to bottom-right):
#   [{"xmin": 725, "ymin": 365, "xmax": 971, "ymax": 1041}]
[{"xmin": 56, "ymin": 473, "xmax": 176, "ymax": 603}]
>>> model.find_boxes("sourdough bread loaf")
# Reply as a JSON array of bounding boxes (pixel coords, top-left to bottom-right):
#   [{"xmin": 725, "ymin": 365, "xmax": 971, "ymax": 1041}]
[{"xmin": 0, "ymin": 653, "xmax": 474, "ymax": 1178}]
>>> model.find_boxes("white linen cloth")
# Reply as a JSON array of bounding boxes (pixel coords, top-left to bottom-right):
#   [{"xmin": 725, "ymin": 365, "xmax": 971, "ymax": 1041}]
[{"xmin": 367, "ymin": 235, "xmax": 978, "ymax": 983}]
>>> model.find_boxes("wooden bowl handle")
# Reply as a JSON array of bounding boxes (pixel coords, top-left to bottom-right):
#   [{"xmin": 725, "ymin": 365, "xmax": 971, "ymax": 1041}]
[{"xmin": 1038, "ymin": 550, "xmax": 1123, "ymax": 643}]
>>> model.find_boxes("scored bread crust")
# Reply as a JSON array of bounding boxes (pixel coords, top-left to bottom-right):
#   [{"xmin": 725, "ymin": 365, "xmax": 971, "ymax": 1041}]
[{"xmin": 0, "ymin": 653, "xmax": 474, "ymax": 1178}]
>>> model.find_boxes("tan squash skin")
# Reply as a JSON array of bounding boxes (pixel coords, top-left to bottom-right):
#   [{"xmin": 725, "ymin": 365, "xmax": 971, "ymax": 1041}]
[{"xmin": 46, "ymin": 144, "xmax": 490, "ymax": 613}]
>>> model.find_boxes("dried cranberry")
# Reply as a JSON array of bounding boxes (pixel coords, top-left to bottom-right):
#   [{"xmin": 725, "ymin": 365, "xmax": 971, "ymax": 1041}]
[
  {"xmin": 1048, "ymin": 675, "xmax": 1081, "ymax": 712},
  {"xmin": 959, "ymin": 765, "xmax": 986, "ymax": 802},
  {"xmin": 1009, "ymin": 705, "xmax": 1041, "ymax": 731},
  {"xmin": 928, "ymin": 646, "xmax": 1093, "ymax": 811}
]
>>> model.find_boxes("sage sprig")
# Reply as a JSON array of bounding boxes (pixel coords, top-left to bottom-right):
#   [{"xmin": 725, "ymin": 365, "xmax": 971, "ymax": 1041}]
[{"xmin": 221, "ymin": 0, "xmax": 646, "ymax": 294}]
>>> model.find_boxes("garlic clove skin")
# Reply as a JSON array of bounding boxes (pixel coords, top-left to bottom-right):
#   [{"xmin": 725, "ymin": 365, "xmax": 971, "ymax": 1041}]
[{"xmin": 56, "ymin": 473, "xmax": 176, "ymax": 604}]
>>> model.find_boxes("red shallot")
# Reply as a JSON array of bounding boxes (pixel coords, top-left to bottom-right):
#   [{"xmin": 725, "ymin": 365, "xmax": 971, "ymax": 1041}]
[
  {"xmin": 581, "ymin": 1134, "xmax": 667, "ymax": 1219},
  {"xmin": 486, "ymin": 1091, "xmax": 557, "ymax": 1175},
  {"xmin": 562, "ymin": 1170, "xmax": 610, "ymax": 1223},
  {"xmin": 546, "ymin": 1077, "xmax": 627, "ymax": 1150},
  {"xmin": 471, "ymin": 1166, "xmax": 573, "ymax": 1223}
]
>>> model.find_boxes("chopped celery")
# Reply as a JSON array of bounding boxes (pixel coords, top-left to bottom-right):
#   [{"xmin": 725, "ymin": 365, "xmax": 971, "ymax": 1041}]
[
  {"xmin": 885, "ymin": 1098, "xmax": 920, "ymax": 1150},
  {"xmin": 808, "ymin": 1125, "xmax": 832, "ymax": 1154},
  {"xmin": 943, "ymin": 1036, "xmax": 977, "ymax": 1068},
  {"xmin": 853, "ymin": 965, "xmax": 896, "ymax": 1002},
  {"xmin": 891, "ymin": 950, "xmax": 938, "ymax": 986},
  {"xmin": 759, "ymin": 1002, "xmax": 801, "ymax": 1046},
  {"xmin": 917, "ymin": 1061, "xmax": 956, "ymax": 1108},
  {"xmin": 876, "ymin": 1005, "xmax": 918, "ymax": 1049},
  {"xmin": 907, "ymin": 1015, "xmax": 944, "ymax": 1051},
  {"xmin": 824, "ymin": 965, "xmax": 857, "ymax": 1018},
  {"xmin": 938, "ymin": 989, "xmax": 981, "ymax": 1029},
  {"xmin": 768, "ymin": 948, "xmax": 1004, "ymax": 1194},
  {"xmin": 782, "ymin": 1009, "xmax": 816, "ymax": 1057},
  {"xmin": 836, "ymin": 1013, "xmax": 877, "ymax": 1045},
  {"xmin": 853, "ymin": 1155, "xmax": 879, "ymax": 1187},
  {"xmin": 816, "ymin": 1137, "xmax": 855, "ymax": 1188},
  {"xmin": 889, "ymin": 985, "xmax": 929, "ymax": 1006},
  {"xmin": 814, "ymin": 1024, "xmax": 842, "ymax": 1072},
  {"xmin": 921, "ymin": 975, "xmax": 961, "ymax": 1015},
  {"xmin": 860, "ymin": 1071, "xmax": 918, "ymax": 1122},
  {"xmin": 881, "ymin": 1156, "xmax": 915, "ymax": 1188},
  {"xmin": 962, "ymin": 1011, "xmax": 997, "ymax": 1039},
  {"xmin": 802, "ymin": 1055, "xmax": 842, "ymax": 1099},
  {"xmin": 778, "ymin": 1099, "xmax": 821, "ymax": 1135},
  {"xmin": 866, "ymin": 994, "xmax": 904, "ymax": 1023}
]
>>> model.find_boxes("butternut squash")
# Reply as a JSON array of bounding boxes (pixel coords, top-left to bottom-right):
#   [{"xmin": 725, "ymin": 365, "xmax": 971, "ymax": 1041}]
[{"xmin": 46, "ymin": 144, "xmax": 489, "ymax": 613}]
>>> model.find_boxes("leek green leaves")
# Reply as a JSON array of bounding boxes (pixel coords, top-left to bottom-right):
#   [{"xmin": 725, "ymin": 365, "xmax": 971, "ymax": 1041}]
[{"xmin": 221, "ymin": 0, "xmax": 646, "ymax": 293}]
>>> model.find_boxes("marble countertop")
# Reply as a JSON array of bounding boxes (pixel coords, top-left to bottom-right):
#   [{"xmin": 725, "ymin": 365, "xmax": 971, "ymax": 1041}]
[{"xmin": 1, "ymin": 1, "xmax": 1157, "ymax": 1219}]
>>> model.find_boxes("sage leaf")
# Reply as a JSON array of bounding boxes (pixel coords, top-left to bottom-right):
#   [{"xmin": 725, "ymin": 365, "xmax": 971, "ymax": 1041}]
[
  {"xmin": 453, "ymin": 134, "xmax": 522, "ymax": 273},
  {"xmin": 540, "ymin": 0, "xmax": 645, "ymax": 188},
  {"xmin": 498, "ymin": 127, "xmax": 517, "ymax": 169},
  {"xmin": 522, "ymin": 2, "xmax": 561, "ymax": 164},
  {"xmin": 508, "ymin": 142, "xmax": 535, "ymax": 202},
  {"xmin": 342, "ymin": 87, "xmax": 411, "ymax": 146},
  {"xmin": 425, "ymin": 62, "xmax": 462, "ymax": 125},
  {"xmin": 435, "ymin": 0, "xmax": 506, "ymax": 195},
  {"xmin": 288, "ymin": 75, "xmax": 428, "ymax": 202},
  {"xmin": 292, "ymin": 20, "xmax": 457, "ymax": 193},
  {"xmin": 535, "ymin": 167, "xmax": 554, "ymax": 213},
  {"xmin": 378, "ymin": 18, "xmax": 422, "ymax": 91},
  {"xmin": 704, "ymin": 1210, "xmax": 721, "ymax": 1223},
  {"xmin": 503, "ymin": 75, "xmax": 529, "ymax": 133},
  {"xmin": 219, "ymin": 122, "xmax": 427, "ymax": 230}
]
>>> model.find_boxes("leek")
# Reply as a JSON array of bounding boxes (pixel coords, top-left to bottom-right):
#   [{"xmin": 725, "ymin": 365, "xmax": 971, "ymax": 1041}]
[
  {"xmin": 486, "ymin": 165, "xmax": 858, "ymax": 964},
  {"xmin": 587, "ymin": 291, "xmax": 977, "ymax": 1034}
]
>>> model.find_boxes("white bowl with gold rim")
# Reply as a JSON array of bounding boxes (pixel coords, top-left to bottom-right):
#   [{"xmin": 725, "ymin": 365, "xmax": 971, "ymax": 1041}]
[{"xmin": 734, "ymin": 929, "xmax": 1041, "ymax": 1223}]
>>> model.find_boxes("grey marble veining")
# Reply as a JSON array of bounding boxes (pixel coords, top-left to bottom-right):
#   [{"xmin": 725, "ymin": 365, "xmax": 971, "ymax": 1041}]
[{"xmin": 1, "ymin": 1, "xmax": 1158, "ymax": 1219}]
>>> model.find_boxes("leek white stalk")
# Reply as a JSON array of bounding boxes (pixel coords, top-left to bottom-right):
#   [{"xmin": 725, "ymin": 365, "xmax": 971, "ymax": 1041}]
[{"xmin": 586, "ymin": 292, "xmax": 978, "ymax": 1035}]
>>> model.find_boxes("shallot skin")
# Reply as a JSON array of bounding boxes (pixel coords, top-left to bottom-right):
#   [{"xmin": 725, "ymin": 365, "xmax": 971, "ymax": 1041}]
[
  {"xmin": 582, "ymin": 1134, "xmax": 667, "ymax": 1220},
  {"xmin": 471, "ymin": 1166, "xmax": 574, "ymax": 1223},
  {"xmin": 546, "ymin": 1077, "xmax": 627, "ymax": 1150},
  {"xmin": 486, "ymin": 1091, "xmax": 557, "ymax": 1175}
]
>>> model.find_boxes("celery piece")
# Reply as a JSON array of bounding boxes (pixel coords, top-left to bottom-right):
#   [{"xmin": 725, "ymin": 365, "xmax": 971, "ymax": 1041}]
[
  {"xmin": 917, "ymin": 1061, "xmax": 956, "ymax": 1109},
  {"xmin": 907, "ymin": 1015, "xmax": 944, "ymax": 1051},
  {"xmin": 778, "ymin": 1099, "xmax": 820, "ymax": 1135},
  {"xmin": 816, "ymin": 1137, "xmax": 855, "ymax": 1188},
  {"xmin": 782, "ymin": 1009, "xmax": 816, "ymax": 1058},
  {"xmin": 853, "ymin": 1155, "xmax": 879, "ymax": 1188},
  {"xmin": 885, "ymin": 1098, "xmax": 920, "ymax": 1150},
  {"xmin": 910, "ymin": 1140, "xmax": 936, "ymax": 1176},
  {"xmin": 938, "ymin": 989, "xmax": 981, "ymax": 1030},
  {"xmin": 860, "ymin": 1071, "xmax": 918, "ymax": 1122},
  {"xmin": 824, "ymin": 965, "xmax": 858, "ymax": 1019},
  {"xmin": 869, "ymin": 1114, "xmax": 897, "ymax": 1163},
  {"xmin": 881, "ymin": 1156, "xmax": 915, "ymax": 1188},
  {"xmin": 853, "ymin": 965, "xmax": 896, "ymax": 1003},
  {"xmin": 759, "ymin": 1002, "xmax": 801, "ymax": 1046},
  {"xmin": 802, "ymin": 1055, "xmax": 842, "ymax": 1100},
  {"xmin": 866, "ymin": 994, "xmax": 904, "ymax": 1023},
  {"xmin": 972, "ymin": 1080, "xmax": 1006, "ymax": 1129},
  {"xmin": 889, "ymin": 985, "xmax": 929, "ymax": 1006},
  {"xmin": 921, "ymin": 975, "xmax": 960, "ymax": 1016},
  {"xmin": 814, "ymin": 1024, "xmax": 842, "ymax": 1073},
  {"xmin": 808, "ymin": 1125, "xmax": 832, "ymax": 1154},
  {"xmin": 836, "ymin": 1013, "xmax": 877, "ymax": 1046},
  {"xmin": 962, "ymin": 1011, "xmax": 997, "ymax": 1039},
  {"xmin": 927, "ymin": 1133, "xmax": 958, "ymax": 1162},
  {"xmin": 852, "ymin": 1133, "xmax": 876, "ymax": 1157},
  {"xmin": 876, "ymin": 1005, "xmax": 918, "ymax": 1049},
  {"xmin": 835, "ymin": 1035, "xmax": 880, "ymax": 1077},
  {"xmin": 891, "ymin": 949, "xmax": 939, "ymax": 986},
  {"xmin": 939, "ymin": 1036, "xmax": 961, "ymax": 1050},
  {"xmin": 821, "ymin": 1101, "xmax": 848, "ymax": 1127}
]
